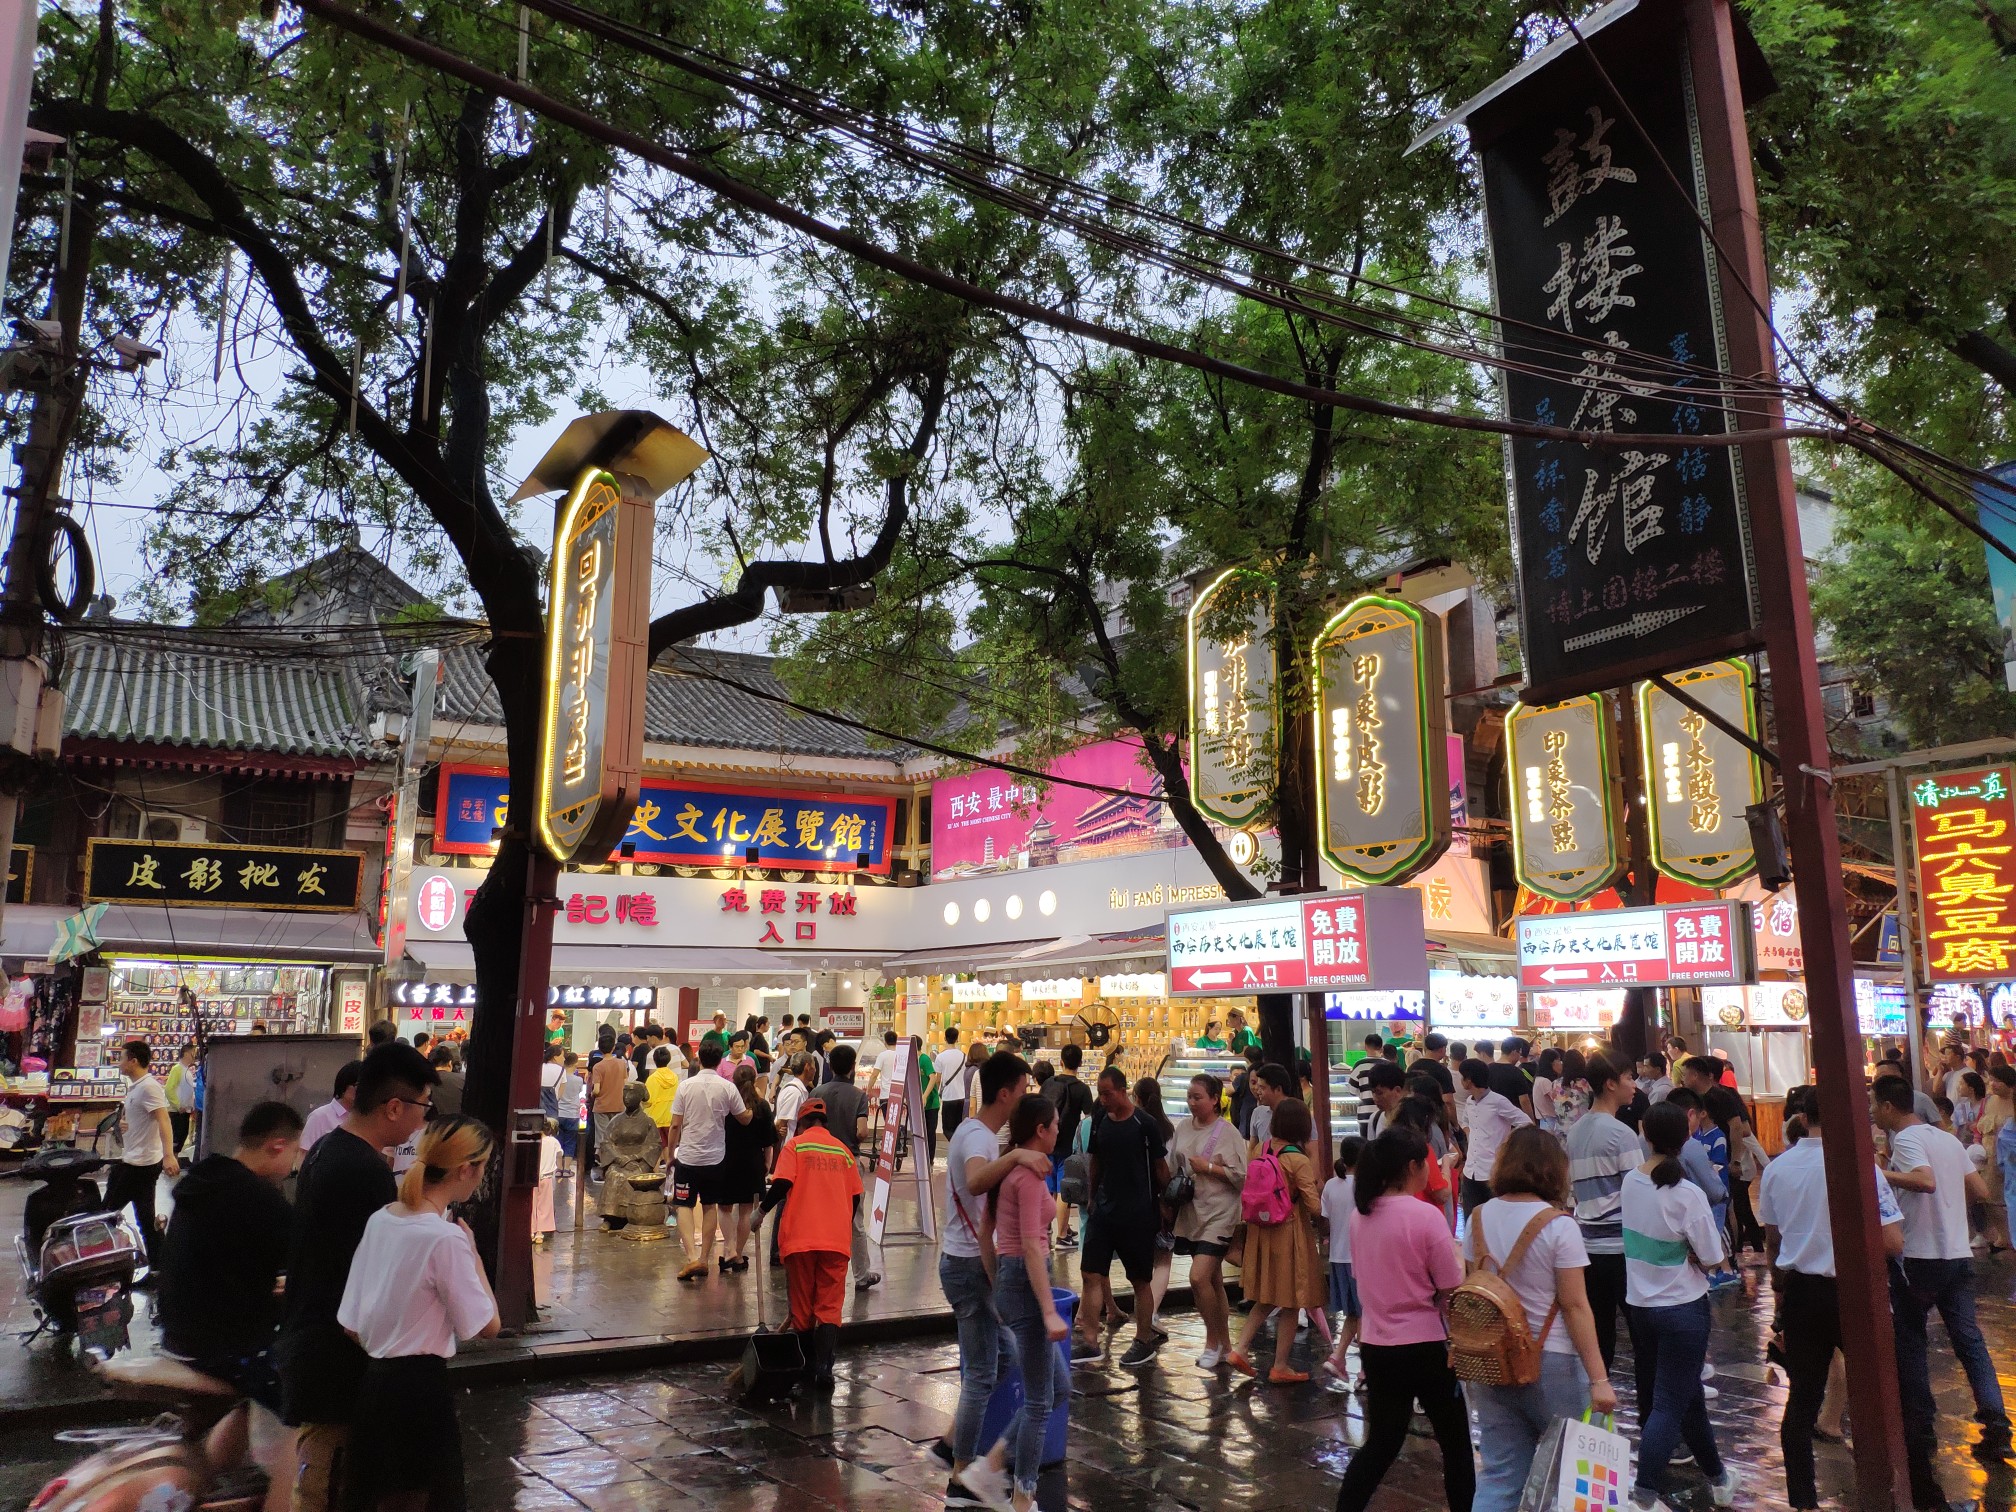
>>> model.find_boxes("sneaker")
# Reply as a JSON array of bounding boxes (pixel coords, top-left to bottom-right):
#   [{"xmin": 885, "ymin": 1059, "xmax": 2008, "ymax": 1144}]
[
  {"xmin": 930, "ymin": 1440, "xmax": 955, "ymax": 1470},
  {"xmin": 1055, "ymin": 1233, "xmax": 1078, "ymax": 1251},
  {"xmin": 1196, "ymin": 1348, "xmax": 1225, "ymax": 1370},
  {"xmin": 1707, "ymin": 1271, "xmax": 1742, "ymax": 1293},
  {"xmin": 1700, "ymin": 1362, "xmax": 1716, "ymax": 1381},
  {"xmin": 1119, "ymin": 1335, "xmax": 1164, "ymax": 1369},
  {"xmin": 943, "ymin": 1480, "xmax": 985, "ymax": 1509},
  {"xmin": 1708, "ymin": 1466, "xmax": 1741, "ymax": 1508},
  {"xmin": 1670, "ymin": 1447, "xmax": 1696, "ymax": 1466},
  {"xmin": 854, "ymin": 1271, "xmax": 883, "ymax": 1291},
  {"xmin": 953, "ymin": 1459, "xmax": 1012, "ymax": 1511},
  {"xmin": 1701, "ymin": 1384, "xmax": 1719, "ymax": 1400},
  {"xmin": 1069, "ymin": 1336, "xmax": 1103, "ymax": 1364}
]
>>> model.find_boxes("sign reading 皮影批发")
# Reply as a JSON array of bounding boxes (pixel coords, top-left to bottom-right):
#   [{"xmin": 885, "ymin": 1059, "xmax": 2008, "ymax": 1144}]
[
  {"xmin": 1910, "ymin": 764, "xmax": 2016, "ymax": 983},
  {"xmin": 1634, "ymin": 660, "xmax": 1763, "ymax": 889},
  {"xmin": 1478, "ymin": 21, "xmax": 1759, "ymax": 701},
  {"xmin": 1312, "ymin": 594, "xmax": 1451, "ymax": 886},
  {"xmin": 434, "ymin": 764, "xmax": 894, "ymax": 874},
  {"xmin": 1187, "ymin": 568, "xmax": 1275, "ymax": 828},
  {"xmin": 84, "ymin": 838, "xmax": 365, "ymax": 912},
  {"xmin": 1505, "ymin": 696, "xmax": 1624, "ymax": 903}
]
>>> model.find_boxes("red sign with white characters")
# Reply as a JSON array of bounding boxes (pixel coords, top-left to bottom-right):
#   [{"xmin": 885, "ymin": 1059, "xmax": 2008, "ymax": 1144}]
[
  {"xmin": 415, "ymin": 874, "xmax": 459, "ymax": 933},
  {"xmin": 1516, "ymin": 901, "xmax": 1752, "ymax": 990},
  {"xmin": 1165, "ymin": 888, "xmax": 1427, "ymax": 998}
]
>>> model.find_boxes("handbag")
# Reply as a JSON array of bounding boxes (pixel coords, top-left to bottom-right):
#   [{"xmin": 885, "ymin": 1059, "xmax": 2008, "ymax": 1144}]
[
  {"xmin": 1518, "ymin": 1411, "xmax": 1630, "ymax": 1512},
  {"xmin": 1163, "ymin": 1118, "xmax": 1227, "ymax": 1208}
]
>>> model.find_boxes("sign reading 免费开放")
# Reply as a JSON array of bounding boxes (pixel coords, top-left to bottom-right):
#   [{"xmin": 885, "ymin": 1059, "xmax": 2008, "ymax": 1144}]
[
  {"xmin": 536, "ymin": 467, "xmax": 651, "ymax": 863},
  {"xmin": 1187, "ymin": 569, "xmax": 1274, "ymax": 829},
  {"xmin": 1634, "ymin": 660, "xmax": 1763, "ymax": 889},
  {"xmin": 1505, "ymin": 696, "xmax": 1624, "ymax": 904},
  {"xmin": 1164, "ymin": 888, "xmax": 1427, "ymax": 997},
  {"xmin": 1516, "ymin": 900, "xmax": 1754, "ymax": 991},
  {"xmin": 1312, "ymin": 594, "xmax": 1451, "ymax": 886},
  {"xmin": 84, "ymin": 838, "xmax": 364, "ymax": 912},
  {"xmin": 1477, "ymin": 15, "xmax": 1760, "ymax": 702},
  {"xmin": 435, "ymin": 763, "xmax": 893, "ymax": 874},
  {"xmin": 1910, "ymin": 765, "xmax": 2016, "ymax": 983}
]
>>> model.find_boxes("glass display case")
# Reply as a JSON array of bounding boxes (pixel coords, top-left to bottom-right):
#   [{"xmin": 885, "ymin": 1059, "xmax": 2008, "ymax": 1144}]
[
  {"xmin": 1155, "ymin": 1044, "xmax": 1361, "ymax": 1148},
  {"xmin": 102, "ymin": 958, "xmax": 325, "ymax": 1062}
]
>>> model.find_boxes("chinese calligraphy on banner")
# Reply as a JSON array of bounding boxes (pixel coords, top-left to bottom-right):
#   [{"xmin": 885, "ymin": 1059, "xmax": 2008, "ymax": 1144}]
[
  {"xmin": 1312, "ymin": 594, "xmax": 1451, "ymax": 885},
  {"xmin": 433, "ymin": 764, "xmax": 894, "ymax": 874},
  {"xmin": 1187, "ymin": 569, "xmax": 1275, "ymax": 828},
  {"xmin": 1505, "ymin": 695, "xmax": 1624, "ymax": 903},
  {"xmin": 84, "ymin": 838, "xmax": 365, "ymax": 912},
  {"xmin": 1910, "ymin": 765, "xmax": 2016, "ymax": 982},
  {"xmin": 1633, "ymin": 660, "xmax": 1763, "ymax": 888},
  {"xmin": 1479, "ymin": 35, "xmax": 1759, "ymax": 700}
]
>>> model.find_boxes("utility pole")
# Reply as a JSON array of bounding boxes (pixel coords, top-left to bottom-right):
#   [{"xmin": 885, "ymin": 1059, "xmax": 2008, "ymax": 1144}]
[{"xmin": 378, "ymin": 648, "xmax": 440, "ymax": 1021}]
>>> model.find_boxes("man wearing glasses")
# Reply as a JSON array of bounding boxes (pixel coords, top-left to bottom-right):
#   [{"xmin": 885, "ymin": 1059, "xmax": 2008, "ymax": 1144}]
[{"xmin": 277, "ymin": 1041, "xmax": 438, "ymax": 1512}]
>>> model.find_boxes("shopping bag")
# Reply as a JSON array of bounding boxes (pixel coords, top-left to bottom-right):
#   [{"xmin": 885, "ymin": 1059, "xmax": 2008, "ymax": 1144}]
[{"xmin": 1519, "ymin": 1411, "xmax": 1631, "ymax": 1512}]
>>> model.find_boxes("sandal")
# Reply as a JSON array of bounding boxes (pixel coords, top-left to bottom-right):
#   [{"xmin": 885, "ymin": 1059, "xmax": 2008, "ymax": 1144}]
[{"xmin": 1268, "ymin": 1368, "xmax": 1310, "ymax": 1385}]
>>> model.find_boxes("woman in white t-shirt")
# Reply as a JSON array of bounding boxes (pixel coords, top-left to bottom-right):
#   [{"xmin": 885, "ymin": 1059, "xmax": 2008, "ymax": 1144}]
[
  {"xmin": 1462, "ymin": 1126, "xmax": 1615, "ymax": 1512},
  {"xmin": 339, "ymin": 1116, "xmax": 502, "ymax": 1512},
  {"xmin": 1621, "ymin": 1103, "xmax": 1737, "ymax": 1512}
]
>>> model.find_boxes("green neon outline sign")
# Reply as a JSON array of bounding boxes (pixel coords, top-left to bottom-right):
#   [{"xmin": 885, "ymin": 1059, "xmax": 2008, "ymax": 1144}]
[
  {"xmin": 1186, "ymin": 567, "xmax": 1276, "ymax": 829},
  {"xmin": 1506, "ymin": 693, "xmax": 1624, "ymax": 904},
  {"xmin": 1634, "ymin": 659, "xmax": 1763, "ymax": 889}
]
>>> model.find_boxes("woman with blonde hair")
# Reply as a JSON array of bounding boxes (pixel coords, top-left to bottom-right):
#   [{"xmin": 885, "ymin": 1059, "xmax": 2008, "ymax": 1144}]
[{"xmin": 338, "ymin": 1116, "xmax": 502, "ymax": 1512}]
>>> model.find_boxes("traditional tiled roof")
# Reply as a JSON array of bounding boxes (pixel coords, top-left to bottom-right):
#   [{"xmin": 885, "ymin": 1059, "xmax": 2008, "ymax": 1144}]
[{"xmin": 61, "ymin": 628, "xmax": 377, "ymax": 760}]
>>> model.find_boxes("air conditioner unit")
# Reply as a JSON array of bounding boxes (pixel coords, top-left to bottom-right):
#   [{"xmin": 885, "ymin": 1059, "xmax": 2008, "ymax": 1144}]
[{"xmin": 141, "ymin": 812, "xmax": 206, "ymax": 844}]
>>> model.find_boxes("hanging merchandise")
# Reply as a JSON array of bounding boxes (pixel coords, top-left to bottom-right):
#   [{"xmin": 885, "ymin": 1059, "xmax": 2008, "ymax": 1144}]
[{"xmin": 0, "ymin": 977, "xmax": 31, "ymax": 1032}]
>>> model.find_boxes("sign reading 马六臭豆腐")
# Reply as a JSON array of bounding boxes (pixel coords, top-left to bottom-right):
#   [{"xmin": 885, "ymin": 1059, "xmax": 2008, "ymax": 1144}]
[
  {"xmin": 1634, "ymin": 661, "xmax": 1763, "ymax": 889},
  {"xmin": 537, "ymin": 467, "xmax": 651, "ymax": 863},
  {"xmin": 1910, "ymin": 764, "xmax": 2016, "ymax": 983},
  {"xmin": 1515, "ymin": 900, "xmax": 1754, "ymax": 992},
  {"xmin": 1505, "ymin": 696, "xmax": 1623, "ymax": 903},
  {"xmin": 1187, "ymin": 569, "xmax": 1274, "ymax": 828},
  {"xmin": 1477, "ymin": 18, "xmax": 1759, "ymax": 702},
  {"xmin": 435, "ymin": 764, "xmax": 893, "ymax": 874},
  {"xmin": 1312, "ymin": 594, "xmax": 1450, "ymax": 886},
  {"xmin": 84, "ymin": 838, "xmax": 364, "ymax": 912},
  {"xmin": 1164, "ymin": 888, "xmax": 1427, "ymax": 997}
]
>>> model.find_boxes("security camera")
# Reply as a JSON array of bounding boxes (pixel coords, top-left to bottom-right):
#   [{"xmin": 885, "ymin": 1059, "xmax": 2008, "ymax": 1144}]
[
  {"xmin": 109, "ymin": 334, "xmax": 162, "ymax": 371},
  {"xmin": 16, "ymin": 318, "xmax": 64, "ymax": 353}
]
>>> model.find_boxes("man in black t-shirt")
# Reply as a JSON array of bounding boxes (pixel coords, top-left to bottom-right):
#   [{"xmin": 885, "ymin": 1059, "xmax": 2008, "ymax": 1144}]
[
  {"xmin": 1075, "ymin": 1067, "xmax": 1169, "ymax": 1370},
  {"xmin": 159, "ymin": 1100, "xmax": 303, "ymax": 1413},
  {"xmin": 1488, "ymin": 1036, "xmax": 1536, "ymax": 1115},
  {"xmin": 277, "ymin": 1042, "xmax": 435, "ymax": 1512}
]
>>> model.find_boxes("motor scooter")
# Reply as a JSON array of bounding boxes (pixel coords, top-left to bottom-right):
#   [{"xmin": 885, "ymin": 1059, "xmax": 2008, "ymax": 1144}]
[{"xmin": 6, "ymin": 1146, "xmax": 147, "ymax": 1355}]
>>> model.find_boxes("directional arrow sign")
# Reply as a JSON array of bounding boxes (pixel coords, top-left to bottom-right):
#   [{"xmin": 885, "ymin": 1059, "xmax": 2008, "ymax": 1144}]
[
  {"xmin": 1516, "ymin": 901, "xmax": 1754, "ymax": 992},
  {"xmin": 1166, "ymin": 888, "xmax": 1427, "ymax": 998}
]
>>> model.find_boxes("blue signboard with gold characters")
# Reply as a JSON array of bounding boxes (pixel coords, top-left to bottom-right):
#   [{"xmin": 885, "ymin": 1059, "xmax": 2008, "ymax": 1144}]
[{"xmin": 432, "ymin": 764, "xmax": 894, "ymax": 874}]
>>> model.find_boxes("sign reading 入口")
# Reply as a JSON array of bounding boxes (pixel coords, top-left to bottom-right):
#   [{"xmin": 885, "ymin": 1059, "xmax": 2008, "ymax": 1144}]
[
  {"xmin": 1477, "ymin": 15, "xmax": 1759, "ymax": 701},
  {"xmin": 537, "ymin": 467, "xmax": 651, "ymax": 862},
  {"xmin": 1910, "ymin": 764, "xmax": 2016, "ymax": 983},
  {"xmin": 1516, "ymin": 900, "xmax": 1754, "ymax": 991},
  {"xmin": 1164, "ymin": 888, "xmax": 1427, "ymax": 997},
  {"xmin": 1505, "ymin": 695, "xmax": 1624, "ymax": 903},
  {"xmin": 1634, "ymin": 660, "xmax": 1763, "ymax": 889},
  {"xmin": 1312, "ymin": 594, "xmax": 1451, "ymax": 885},
  {"xmin": 1187, "ymin": 569, "xmax": 1274, "ymax": 828}
]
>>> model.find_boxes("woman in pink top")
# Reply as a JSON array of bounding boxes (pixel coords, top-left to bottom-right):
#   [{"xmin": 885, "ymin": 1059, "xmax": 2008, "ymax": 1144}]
[
  {"xmin": 1337, "ymin": 1126, "xmax": 1474, "ymax": 1512},
  {"xmin": 966, "ymin": 1094, "xmax": 1068, "ymax": 1512}
]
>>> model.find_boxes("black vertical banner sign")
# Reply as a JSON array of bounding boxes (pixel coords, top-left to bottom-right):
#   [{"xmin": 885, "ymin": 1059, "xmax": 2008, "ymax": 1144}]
[{"xmin": 1477, "ymin": 15, "xmax": 1761, "ymax": 701}]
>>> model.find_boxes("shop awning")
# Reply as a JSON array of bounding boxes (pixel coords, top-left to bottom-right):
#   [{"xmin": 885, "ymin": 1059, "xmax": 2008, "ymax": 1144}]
[
  {"xmin": 880, "ymin": 939, "xmax": 1054, "ymax": 975},
  {"xmin": 1427, "ymin": 929, "xmax": 1519, "ymax": 974},
  {"xmin": 976, "ymin": 929, "xmax": 1169, "ymax": 981},
  {"xmin": 405, "ymin": 939, "xmax": 811, "ymax": 986},
  {"xmin": 4, "ymin": 903, "xmax": 382, "ymax": 964}
]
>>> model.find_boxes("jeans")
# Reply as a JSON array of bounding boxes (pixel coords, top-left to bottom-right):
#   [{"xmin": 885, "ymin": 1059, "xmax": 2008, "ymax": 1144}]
[
  {"xmin": 1627, "ymin": 1295, "xmax": 1722, "ymax": 1500},
  {"xmin": 1778, "ymin": 1270, "xmax": 1840, "ymax": 1510},
  {"xmin": 105, "ymin": 1161, "xmax": 163, "ymax": 1270},
  {"xmin": 1892, "ymin": 1255, "xmax": 2012, "ymax": 1506},
  {"xmin": 850, "ymin": 1157, "xmax": 878, "ymax": 1281},
  {"xmin": 995, "ymin": 1256, "xmax": 1056, "ymax": 1496},
  {"xmin": 1583, "ymin": 1251, "xmax": 1628, "ymax": 1371},
  {"xmin": 1460, "ymin": 1177, "xmax": 1493, "ymax": 1221},
  {"xmin": 1466, "ymin": 1352, "xmax": 1591, "ymax": 1512},
  {"xmin": 1335, "ymin": 1340, "xmax": 1475, "ymax": 1512},
  {"xmin": 942, "ymin": 1100, "xmax": 967, "ymax": 1143},
  {"xmin": 940, "ymin": 1252, "xmax": 1015, "ymax": 1463}
]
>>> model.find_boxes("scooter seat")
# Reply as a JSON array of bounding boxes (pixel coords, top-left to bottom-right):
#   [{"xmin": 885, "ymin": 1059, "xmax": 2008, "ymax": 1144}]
[{"xmin": 96, "ymin": 1354, "xmax": 238, "ymax": 1400}]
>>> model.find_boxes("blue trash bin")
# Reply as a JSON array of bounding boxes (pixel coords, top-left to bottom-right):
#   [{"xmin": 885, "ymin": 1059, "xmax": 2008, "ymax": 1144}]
[{"xmin": 977, "ymin": 1286, "xmax": 1075, "ymax": 1467}]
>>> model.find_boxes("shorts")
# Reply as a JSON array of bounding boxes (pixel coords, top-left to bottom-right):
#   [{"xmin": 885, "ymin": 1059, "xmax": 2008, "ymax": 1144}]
[
  {"xmin": 1173, "ymin": 1236, "xmax": 1230, "ymax": 1258},
  {"xmin": 672, "ymin": 1159, "xmax": 731, "ymax": 1208},
  {"xmin": 1082, "ymin": 1211, "xmax": 1156, "ymax": 1283},
  {"xmin": 1045, "ymin": 1152, "xmax": 1067, "ymax": 1197},
  {"xmin": 1329, "ymin": 1261, "xmax": 1359, "ymax": 1318}
]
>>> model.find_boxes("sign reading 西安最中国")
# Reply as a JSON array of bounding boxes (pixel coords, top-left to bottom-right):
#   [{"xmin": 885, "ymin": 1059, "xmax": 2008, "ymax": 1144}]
[
  {"xmin": 1312, "ymin": 594, "xmax": 1451, "ymax": 886},
  {"xmin": 1505, "ymin": 696, "xmax": 1624, "ymax": 904},
  {"xmin": 83, "ymin": 838, "xmax": 365, "ymax": 912},
  {"xmin": 1477, "ymin": 18, "xmax": 1759, "ymax": 702},
  {"xmin": 537, "ymin": 467, "xmax": 651, "ymax": 863},
  {"xmin": 434, "ymin": 763, "xmax": 895, "ymax": 874},
  {"xmin": 1910, "ymin": 765, "xmax": 2016, "ymax": 983},
  {"xmin": 1634, "ymin": 660, "xmax": 1763, "ymax": 889},
  {"xmin": 1187, "ymin": 569, "xmax": 1274, "ymax": 828}
]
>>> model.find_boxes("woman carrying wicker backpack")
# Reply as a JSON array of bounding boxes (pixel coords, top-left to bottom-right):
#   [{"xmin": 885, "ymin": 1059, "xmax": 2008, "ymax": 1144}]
[{"xmin": 1453, "ymin": 1126, "xmax": 1616, "ymax": 1512}]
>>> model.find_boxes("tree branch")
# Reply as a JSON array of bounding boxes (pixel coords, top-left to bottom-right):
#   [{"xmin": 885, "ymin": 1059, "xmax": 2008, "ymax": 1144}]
[{"xmin": 1952, "ymin": 326, "xmax": 2016, "ymax": 393}]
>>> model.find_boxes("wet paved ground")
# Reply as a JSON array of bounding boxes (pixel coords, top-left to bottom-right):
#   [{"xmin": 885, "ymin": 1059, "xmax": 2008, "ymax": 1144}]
[{"xmin": 4, "ymin": 1253, "xmax": 2015, "ymax": 1512}]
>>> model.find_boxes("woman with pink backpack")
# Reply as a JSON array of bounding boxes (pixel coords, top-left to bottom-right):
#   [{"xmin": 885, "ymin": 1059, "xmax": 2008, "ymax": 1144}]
[{"xmin": 1227, "ymin": 1099, "xmax": 1326, "ymax": 1382}]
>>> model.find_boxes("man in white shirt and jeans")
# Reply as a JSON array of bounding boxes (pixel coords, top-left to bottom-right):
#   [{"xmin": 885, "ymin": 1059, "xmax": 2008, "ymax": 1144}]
[
  {"xmin": 934, "ymin": 1027, "xmax": 969, "ymax": 1147},
  {"xmin": 1873, "ymin": 1076, "xmax": 2010, "ymax": 1502},
  {"xmin": 111, "ymin": 1038, "xmax": 179, "ymax": 1276},
  {"xmin": 1459, "ymin": 1057, "xmax": 1531, "ymax": 1220}
]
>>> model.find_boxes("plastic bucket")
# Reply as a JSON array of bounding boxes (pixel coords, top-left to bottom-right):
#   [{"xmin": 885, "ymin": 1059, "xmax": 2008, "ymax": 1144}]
[{"xmin": 978, "ymin": 1287, "xmax": 1075, "ymax": 1467}]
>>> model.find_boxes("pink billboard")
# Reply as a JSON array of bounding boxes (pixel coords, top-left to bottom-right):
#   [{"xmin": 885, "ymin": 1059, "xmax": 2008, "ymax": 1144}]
[{"xmin": 930, "ymin": 738, "xmax": 1182, "ymax": 879}]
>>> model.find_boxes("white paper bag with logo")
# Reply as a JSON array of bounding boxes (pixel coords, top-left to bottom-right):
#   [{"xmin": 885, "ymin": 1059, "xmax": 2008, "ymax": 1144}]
[{"xmin": 1518, "ymin": 1412, "xmax": 1631, "ymax": 1512}]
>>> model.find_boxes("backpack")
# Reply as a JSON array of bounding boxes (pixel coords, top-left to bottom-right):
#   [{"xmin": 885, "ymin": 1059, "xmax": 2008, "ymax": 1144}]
[
  {"xmin": 1059, "ymin": 1151, "xmax": 1091, "ymax": 1207},
  {"xmin": 1241, "ymin": 1144, "xmax": 1300, "ymax": 1226},
  {"xmin": 1448, "ymin": 1205, "xmax": 1563, "ymax": 1387}
]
